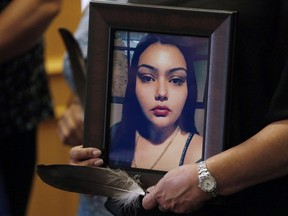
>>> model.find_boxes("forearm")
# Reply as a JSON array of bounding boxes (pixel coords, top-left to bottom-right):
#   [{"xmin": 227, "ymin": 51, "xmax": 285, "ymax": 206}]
[
  {"xmin": 0, "ymin": 0, "xmax": 62, "ymax": 63},
  {"xmin": 208, "ymin": 119, "xmax": 288, "ymax": 196}
]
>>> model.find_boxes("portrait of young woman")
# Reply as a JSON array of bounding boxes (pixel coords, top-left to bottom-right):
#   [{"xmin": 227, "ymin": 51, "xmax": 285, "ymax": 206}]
[{"xmin": 108, "ymin": 33, "xmax": 208, "ymax": 172}]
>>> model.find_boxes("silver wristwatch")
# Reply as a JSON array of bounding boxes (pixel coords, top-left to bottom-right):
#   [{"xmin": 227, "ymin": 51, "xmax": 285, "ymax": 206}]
[{"xmin": 197, "ymin": 161, "xmax": 217, "ymax": 197}]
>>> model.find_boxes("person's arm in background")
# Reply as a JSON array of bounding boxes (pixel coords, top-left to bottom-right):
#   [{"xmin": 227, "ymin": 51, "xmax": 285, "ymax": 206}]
[
  {"xmin": 57, "ymin": 95, "xmax": 84, "ymax": 146},
  {"xmin": 0, "ymin": 0, "xmax": 62, "ymax": 63},
  {"xmin": 57, "ymin": 5, "xmax": 89, "ymax": 146}
]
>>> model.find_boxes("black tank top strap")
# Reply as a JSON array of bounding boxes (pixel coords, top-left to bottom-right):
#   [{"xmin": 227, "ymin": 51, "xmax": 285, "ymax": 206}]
[{"xmin": 178, "ymin": 132, "xmax": 194, "ymax": 166}]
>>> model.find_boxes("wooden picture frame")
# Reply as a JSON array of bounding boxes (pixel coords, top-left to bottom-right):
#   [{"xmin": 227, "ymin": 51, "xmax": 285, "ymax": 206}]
[{"xmin": 85, "ymin": 1, "xmax": 236, "ymax": 187}]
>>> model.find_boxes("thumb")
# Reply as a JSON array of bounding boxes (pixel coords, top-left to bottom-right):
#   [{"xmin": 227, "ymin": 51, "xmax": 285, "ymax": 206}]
[{"xmin": 142, "ymin": 187, "xmax": 158, "ymax": 210}]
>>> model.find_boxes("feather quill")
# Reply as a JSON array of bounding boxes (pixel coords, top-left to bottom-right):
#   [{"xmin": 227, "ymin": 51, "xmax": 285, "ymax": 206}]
[
  {"xmin": 37, "ymin": 164, "xmax": 145, "ymax": 208},
  {"xmin": 105, "ymin": 168, "xmax": 145, "ymax": 209}
]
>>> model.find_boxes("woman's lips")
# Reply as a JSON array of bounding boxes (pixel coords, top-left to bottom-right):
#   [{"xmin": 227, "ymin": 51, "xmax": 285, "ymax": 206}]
[{"xmin": 151, "ymin": 106, "xmax": 170, "ymax": 116}]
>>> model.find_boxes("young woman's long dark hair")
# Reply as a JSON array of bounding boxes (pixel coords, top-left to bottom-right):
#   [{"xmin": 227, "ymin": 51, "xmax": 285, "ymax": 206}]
[{"xmin": 109, "ymin": 33, "xmax": 198, "ymax": 167}]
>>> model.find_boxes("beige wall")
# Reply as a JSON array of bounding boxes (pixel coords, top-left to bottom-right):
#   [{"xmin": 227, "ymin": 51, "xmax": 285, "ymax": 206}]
[{"xmin": 27, "ymin": 1, "xmax": 82, "ymax": 215}]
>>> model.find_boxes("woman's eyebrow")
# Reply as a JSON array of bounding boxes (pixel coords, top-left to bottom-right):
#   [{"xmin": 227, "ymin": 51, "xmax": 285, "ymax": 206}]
[
  {"xmin": 137, "ymin": 65, "xmax": 187, "ymax": 74},
  {"xmin": 137, "ymin": 64, "xmax": 156, "ymax": 72},
  {"xmin": 168, "ymin": 67, "xmax": 187, "ymax": 74}
]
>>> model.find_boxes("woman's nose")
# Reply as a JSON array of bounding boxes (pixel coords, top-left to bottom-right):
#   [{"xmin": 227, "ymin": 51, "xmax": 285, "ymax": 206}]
[{"xmin": 155, "ymin": 80, "xmax": 168, "ymax": 101}]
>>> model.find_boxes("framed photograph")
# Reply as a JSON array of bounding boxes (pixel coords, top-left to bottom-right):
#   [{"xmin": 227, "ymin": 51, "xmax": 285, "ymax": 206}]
[{"xmin": 85, "ymin": 1, "xmax": 237, "ymax": 186}]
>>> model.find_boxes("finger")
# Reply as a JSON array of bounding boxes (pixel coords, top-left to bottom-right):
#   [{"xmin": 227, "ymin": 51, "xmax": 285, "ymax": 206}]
[
  {"xmin": 94, "ymin": 158, "xmax": 104, "ymax": 167},
  {"xmin": 70, "ymin": 158, "xmax": 104, "ymax": 167},
  {"xmin": 62, "ymin": 110, "xmax": 80, "ymax": 137},
  {"xmin": 57, "ymin": 119, "xmax": 80, "ymax": 146},
  {"xmin": 57, "ymin": 114, "xmax": 76, "ymax": 140},
  {"xmin": 158, "ymin": 206, "xmax": 169, "ymax": 212},
  {"xmin": 56, "ymin": 119, "xmax": 65, "ymax": 142},
  {"xmin": 71, "ymin": 103, "xmax": 84, "ymax": 123},
  {"xmin": 57, "ymin": 119, "xmax": 71, "ymax": 143},
  {"xmin": 69, "ymin": 106, "xmax": 84, "ymax": 139},
  {"xmin": 142, "ymin": 189, "xmax": 158, "ymax": 210},
  {"xmin": 62, "ymin": 122, "xmax": 83, "ymax": 146},
  {"xmin": 70, "ymin": 146, "xmax": 102, "ymax": 161},
  {"xmin": 146, "ymin": 186, "xmax": 155, "ymax": 193}
]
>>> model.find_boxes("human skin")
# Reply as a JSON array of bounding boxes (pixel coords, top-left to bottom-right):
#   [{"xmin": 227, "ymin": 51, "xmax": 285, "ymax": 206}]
[
  {"xmin": 57, "ymin": 97, "xmax": 84, "ymax": 146},
  {"xmin": 141, "ymin": 119, "xmax": 288, "ymax": 213},
  {"xmin": 69, "ymin": 42, "xmax": 203, "ymax": 168},
  {"xmin": 132, "ymin": 42, "xmax": 197, "ymax": 170},
  {"xmin": 136, "ymin": 42, "xmax": 188, "ymax": 133},
  {"xmin": 69, "ymin": 118, "xmax": 288, "ymax": 213},
  {"xmin": 0, "ymin": 0, "xmax": 62, "ymax": 63}
]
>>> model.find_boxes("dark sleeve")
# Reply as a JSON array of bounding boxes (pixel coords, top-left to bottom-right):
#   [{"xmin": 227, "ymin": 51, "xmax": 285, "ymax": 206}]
[
  {"xmin": 105, "ymin": 197, "xmax": 170, "ymax": 216},
  {"xmin": 266, "ymin": 58, "xmax": 288, "ymax": 123},
  {"xmin": 265, "ymin": 1, "xmax": 288, "ymax": 124},
  {"xmin": 105, "ymin": 196, "xmax": 231, "ymax": 216}
]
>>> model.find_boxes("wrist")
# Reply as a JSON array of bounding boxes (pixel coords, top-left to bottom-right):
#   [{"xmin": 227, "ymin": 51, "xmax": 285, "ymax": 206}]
[{"xmin": 197, "ymin": 161, "xmax": 218, "ymax": 198}]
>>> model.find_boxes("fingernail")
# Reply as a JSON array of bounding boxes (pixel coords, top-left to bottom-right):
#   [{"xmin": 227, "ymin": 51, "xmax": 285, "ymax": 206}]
[
  {"xmin": 94, "ymin": 159, "xmax": 104, "ymax": 166},
  {"xmin": 146, "ymin": 186, "xmax": 155, "ymax": 193},
  {"xmin": 92, "ymin": 150, "xmax": 101, "ymax": 157}
]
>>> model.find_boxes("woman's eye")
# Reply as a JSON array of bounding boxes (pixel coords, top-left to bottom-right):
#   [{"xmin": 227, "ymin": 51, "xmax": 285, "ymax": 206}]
[
  {"xmin": 138, "ymin": 73, "xmax": 155, "ymax": 83},
  {"xmin": 170, "ymin": 77, "xmax": 186, "ymax": 86}
]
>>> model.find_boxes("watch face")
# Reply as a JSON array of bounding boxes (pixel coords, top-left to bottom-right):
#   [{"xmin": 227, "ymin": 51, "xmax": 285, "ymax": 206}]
[{"xmin": 201, "ymin": 177, "xmax": 216, "ymax": 192}]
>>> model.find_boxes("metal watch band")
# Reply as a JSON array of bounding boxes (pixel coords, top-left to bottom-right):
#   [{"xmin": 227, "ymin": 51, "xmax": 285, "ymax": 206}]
[{"xmin": 197, "ymin": 161, "xmax": 218, "ymax": 197}]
